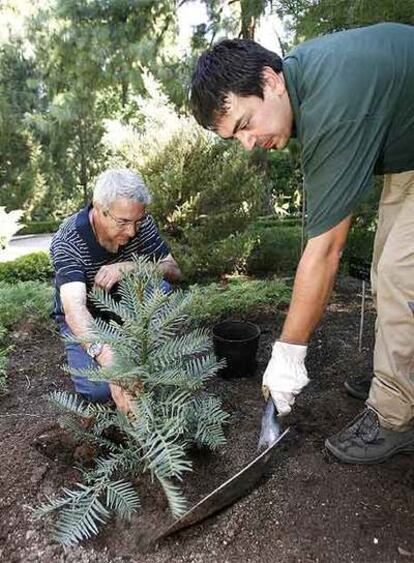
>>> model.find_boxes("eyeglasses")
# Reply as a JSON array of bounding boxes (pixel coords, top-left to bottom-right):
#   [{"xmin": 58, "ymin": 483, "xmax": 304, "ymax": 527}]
[{"xmin": 103, "ymin": 209, "xmax": 146, "ymax": 230}]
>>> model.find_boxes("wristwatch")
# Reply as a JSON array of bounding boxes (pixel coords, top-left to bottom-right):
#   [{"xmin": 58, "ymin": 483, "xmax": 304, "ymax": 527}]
[{"xmin": 86, "ymin": 342, "xmax": 104, "ymax": 359}]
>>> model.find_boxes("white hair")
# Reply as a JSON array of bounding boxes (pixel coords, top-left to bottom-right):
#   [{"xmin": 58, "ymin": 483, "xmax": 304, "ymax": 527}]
[{"xmin": 93, "ymin": 168, "xmax": 152, "ymax": 209}]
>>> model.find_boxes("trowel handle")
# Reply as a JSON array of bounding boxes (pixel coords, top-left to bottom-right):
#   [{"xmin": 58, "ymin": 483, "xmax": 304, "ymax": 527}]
[
  {"xmin": 265, "ymin": 395, "xmax": 277, "ymax": 418},
  {"xmin": 257, "ymin": 396, "xmax": 282, "ymax": 451},
  {"xmin": 266, "ymin": 395, "xmax": 283, "ymax": 420}
]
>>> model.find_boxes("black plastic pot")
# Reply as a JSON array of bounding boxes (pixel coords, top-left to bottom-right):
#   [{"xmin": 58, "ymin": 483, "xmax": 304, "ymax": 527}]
[{"xmin": 212, "ymin": 320, "xmax": 261, "ymax": 378}]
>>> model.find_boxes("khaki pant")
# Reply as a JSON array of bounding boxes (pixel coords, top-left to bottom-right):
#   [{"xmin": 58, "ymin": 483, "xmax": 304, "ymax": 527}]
[{"xmin": 367, "ymin": 171, "xmax": 414, "ymax": 430}]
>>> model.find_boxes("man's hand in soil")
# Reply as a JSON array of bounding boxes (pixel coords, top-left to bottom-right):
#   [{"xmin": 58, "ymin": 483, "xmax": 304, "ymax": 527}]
[{"xmin": 262, "ymin": 341, "xmax": 309, "ymax": 416}]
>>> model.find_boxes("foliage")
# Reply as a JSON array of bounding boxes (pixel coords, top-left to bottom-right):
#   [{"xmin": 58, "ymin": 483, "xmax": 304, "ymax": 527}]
[
  {"xmin": 36, "ymin": 257, "xmax": 228, "ymax": 545},
  {"xmin": 255, "ymin": 215, "xmax": 301, "ymax": 228},
  {"xmin": 0, "ymin": 280, "xmax": 53, "ymax": 329},
  {"xmin": 340, "ymin": 178, "xmax": 381, "ymax": 267},
  {"xmin": 263, "ymin": 146, "xmax": 304, "ymax": 218},
  {"xmin": 191, "ymin": 276, "xmax": 291, "ymax": 322},
  {"xmin": 246, "ymin": 221, "xmax": 303, "ymax": 276},
  {"xmin": 0, "ymin": 206, "xmax": 23, "ymax": 250},
  {"xmin": 343, "ymin": 229, "xmax": 375, "ymax": 266},
  {"xmin": 0, "ymin": 39, "xmax": 44, "ymax": 215},
  {"xmin": 17, "ymin": 220, "xmax": 60, "ymax": 235},
  {"xmin": 174, "ymin": 230, "xmax": 259, "ymax": 282},
  {"xmin": 198, "ymin": 0, "xmax": 269, "ymax": 41},
  {"xmin": 0, "ymin": 0, "xmax": 181, "ymax": 218},
  {"xmin": 0, "ymin": 251, "xmax": 53, "ymax": 283},
  {"xmin": 105, "ymin": 72, "xmax": 265, "ymax": 283},
  {"xmin": 276, "ymin": 0, "xmax": 414, "ymax": 40}
]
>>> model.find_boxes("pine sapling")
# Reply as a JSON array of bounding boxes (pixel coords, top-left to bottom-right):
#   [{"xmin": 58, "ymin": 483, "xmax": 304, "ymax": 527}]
[{"xmin": 35, "ymin": 257, "xmax": 228, "ymax": 545}]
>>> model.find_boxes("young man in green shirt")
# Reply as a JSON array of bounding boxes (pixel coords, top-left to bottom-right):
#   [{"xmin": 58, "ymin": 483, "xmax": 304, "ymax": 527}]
[{"xmin": 190, "ymin": 23, "xmax": 414, "ymax": 463}]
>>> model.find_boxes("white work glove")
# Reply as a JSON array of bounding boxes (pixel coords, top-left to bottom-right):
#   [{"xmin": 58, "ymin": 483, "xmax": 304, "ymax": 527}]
[{"xmin": 262, "ymin": 341, "xmax": 309, "ymax": 416}]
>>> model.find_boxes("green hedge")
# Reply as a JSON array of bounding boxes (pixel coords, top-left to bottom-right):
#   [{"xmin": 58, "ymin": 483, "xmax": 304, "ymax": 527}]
[
  {"xmin": 17, "ymin": 220, "xmax": 60, "ymax": 235},
  {"xmin": 0, "ymin": 252, "xmax": 53, "ymax": 283},
  {"xmin": 344, "ymin": 229, "xmax": 375, "ymax": 263},
  {"xmin": 246, "ymin": 223, "xmax": 302, "ymax": 277},
  {"xmin": 243, "ymin": 220, "xmax": 374, "ymax": 278},
  {"xmin": 255, "ymin": 215, "xmax": 302, "ymax": 229}
]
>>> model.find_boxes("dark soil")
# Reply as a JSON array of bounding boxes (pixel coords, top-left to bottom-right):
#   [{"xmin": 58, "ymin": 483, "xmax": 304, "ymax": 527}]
[{"xmin": 1, "ymin": 279, "xmax": 414, "ymax": 563}]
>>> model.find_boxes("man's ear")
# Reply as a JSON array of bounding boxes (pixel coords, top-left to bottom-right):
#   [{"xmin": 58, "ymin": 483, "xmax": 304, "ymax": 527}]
[{"xmin": 262, "ymin": 66, "xmax": 286, "ymax": 95}]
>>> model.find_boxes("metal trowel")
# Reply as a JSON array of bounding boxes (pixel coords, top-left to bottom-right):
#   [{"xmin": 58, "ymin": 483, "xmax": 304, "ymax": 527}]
[{"xmin": 150, "ymin": 397, "xmax": 288, "ymax": 545}]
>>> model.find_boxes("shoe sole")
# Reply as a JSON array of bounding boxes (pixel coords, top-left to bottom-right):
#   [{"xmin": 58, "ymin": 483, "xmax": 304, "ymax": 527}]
[
  {"xmin": 343, "ymin": 381, "xmax": 369, "ymax": 401},
  {"xmin": 325, "ymin": 439, "xmax": 414, "ymax": 464}
]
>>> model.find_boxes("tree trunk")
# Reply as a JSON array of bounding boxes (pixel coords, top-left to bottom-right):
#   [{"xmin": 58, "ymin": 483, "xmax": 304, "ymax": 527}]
[
  {"xmin": 239, "ymin": 0, "xmax": 266, "ymax": 39},
  {"xmin": 77, "ymin": 120, "xmax": 88, "ymax": 204},
  {"xmin": 121, "ymin": 80, "xmax": 128, "ymax": 108}
]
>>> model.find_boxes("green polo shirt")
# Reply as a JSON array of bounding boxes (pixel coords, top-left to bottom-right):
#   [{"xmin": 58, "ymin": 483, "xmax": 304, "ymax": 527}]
[{"xmin": 283, "ymin": 23, "xmax": 414, "ymax": 238}]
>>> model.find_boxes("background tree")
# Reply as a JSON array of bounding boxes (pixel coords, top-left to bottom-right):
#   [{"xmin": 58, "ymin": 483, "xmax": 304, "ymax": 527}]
[{"xmin": 275, "ymin": 0, "xmax": 414, "ymax": 40}]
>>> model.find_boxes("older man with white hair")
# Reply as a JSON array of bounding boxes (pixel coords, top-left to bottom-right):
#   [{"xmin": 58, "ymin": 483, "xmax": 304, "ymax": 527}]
[{"xmin": 50, "ymin": 168, "xmax": 181, "ymax": 411}]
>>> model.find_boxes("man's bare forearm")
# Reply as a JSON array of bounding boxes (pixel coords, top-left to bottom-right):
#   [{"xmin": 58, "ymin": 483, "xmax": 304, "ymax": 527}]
[
  {"xmin": 280, "ymin": 248, "xmax": 340, "ymax": 344},
  {"xmin": 65, "ymin": 306, "xmax": 94, "ymax": 341},
  {"xmin": 158, "ymin": 261, "xmax": 182, "ymax": 282},
  {"xmin": 61, "ymin": 282, "xmax": 94, "ymax": 341},
  {"xmin": 158, "ymin": 254, "xmax": 182, "ymax": 282},
  {"xmin": 61, "ymin": 282, "xmax": 112, "ymax": 366},
  {"xmin": 280, "ymin": 216, "xmax": 352, "ymax": 345}
]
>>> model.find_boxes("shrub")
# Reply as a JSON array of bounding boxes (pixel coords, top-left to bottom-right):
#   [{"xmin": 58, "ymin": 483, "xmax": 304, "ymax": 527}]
[
  {"xmin": 142, "ymin": 132, "xmax": 265, "ymax": 282},
  {"xmin": 17, "ymin": 220, "xmax": 60, "ymax": 235},
  {"xmin": 0, "ymin": 251, "xmax": 53, "ymax": 283},
  {"xmin": 174, "ymin": 229, "xmax": 260, "ymax": 283},
  {"xmin": 341, "ymin": 228, "xmax": 375, "ymax": 279},
  {"xmin": 0, "ymin": 281, "xmax": 53, "ymax": 329},
  {"xmin": 255, "ymin": 215, "xmax": 302, "ymax": 228},
  {"xmin": 264, "ymin": 148, "xmax": 303, "ymax": 217},
  {"xmin": 191, "ymin": 277, "xmax": 291, "ymax": 322},
  {"xmin": 36, "ymin": 257, "xmax": 228, "ymax": 545},
  {"xmin": 246, "ymin": 223, "xmax": 302, "ymax": 277},
  {"xmin": 340, "ymin": 177, "xmax": 380, "ymax": 270}
]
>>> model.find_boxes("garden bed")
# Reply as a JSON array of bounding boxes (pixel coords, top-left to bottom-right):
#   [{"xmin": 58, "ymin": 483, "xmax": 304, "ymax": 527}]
[{"xmin": 1, "ymin": 281, "xmax": 413, "ymax": 563}]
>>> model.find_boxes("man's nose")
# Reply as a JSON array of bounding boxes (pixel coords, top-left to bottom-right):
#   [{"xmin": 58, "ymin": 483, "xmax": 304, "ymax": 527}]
[
  {"xmin": 236, "ymin": 131, "xmax": 256, "ymax": 151},
  {"xmin": 126, "ymin": 222, "xmax": 136, "ymax": 237}
]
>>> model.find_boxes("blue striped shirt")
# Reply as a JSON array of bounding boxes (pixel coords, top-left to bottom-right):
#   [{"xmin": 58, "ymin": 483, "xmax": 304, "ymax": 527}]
[{"xmin": 50, "ymin": 204, "xmax": 169, "ymax": 319}]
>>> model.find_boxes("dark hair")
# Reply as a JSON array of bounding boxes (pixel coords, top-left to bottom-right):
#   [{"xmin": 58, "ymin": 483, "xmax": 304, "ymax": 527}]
[{"xmin": 190, "ymin": 39, "xmax": 283, "ymax": 130}]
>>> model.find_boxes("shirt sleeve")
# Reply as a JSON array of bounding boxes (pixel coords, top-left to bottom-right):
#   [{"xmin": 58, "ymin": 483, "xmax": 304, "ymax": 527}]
[
  {"xmin": 303, "ymin": 116, "xmax": 385, "ymax": 238},
  {"xmin": 50, "ymin": 239, "xmax": 87, "ymax": 289}
]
